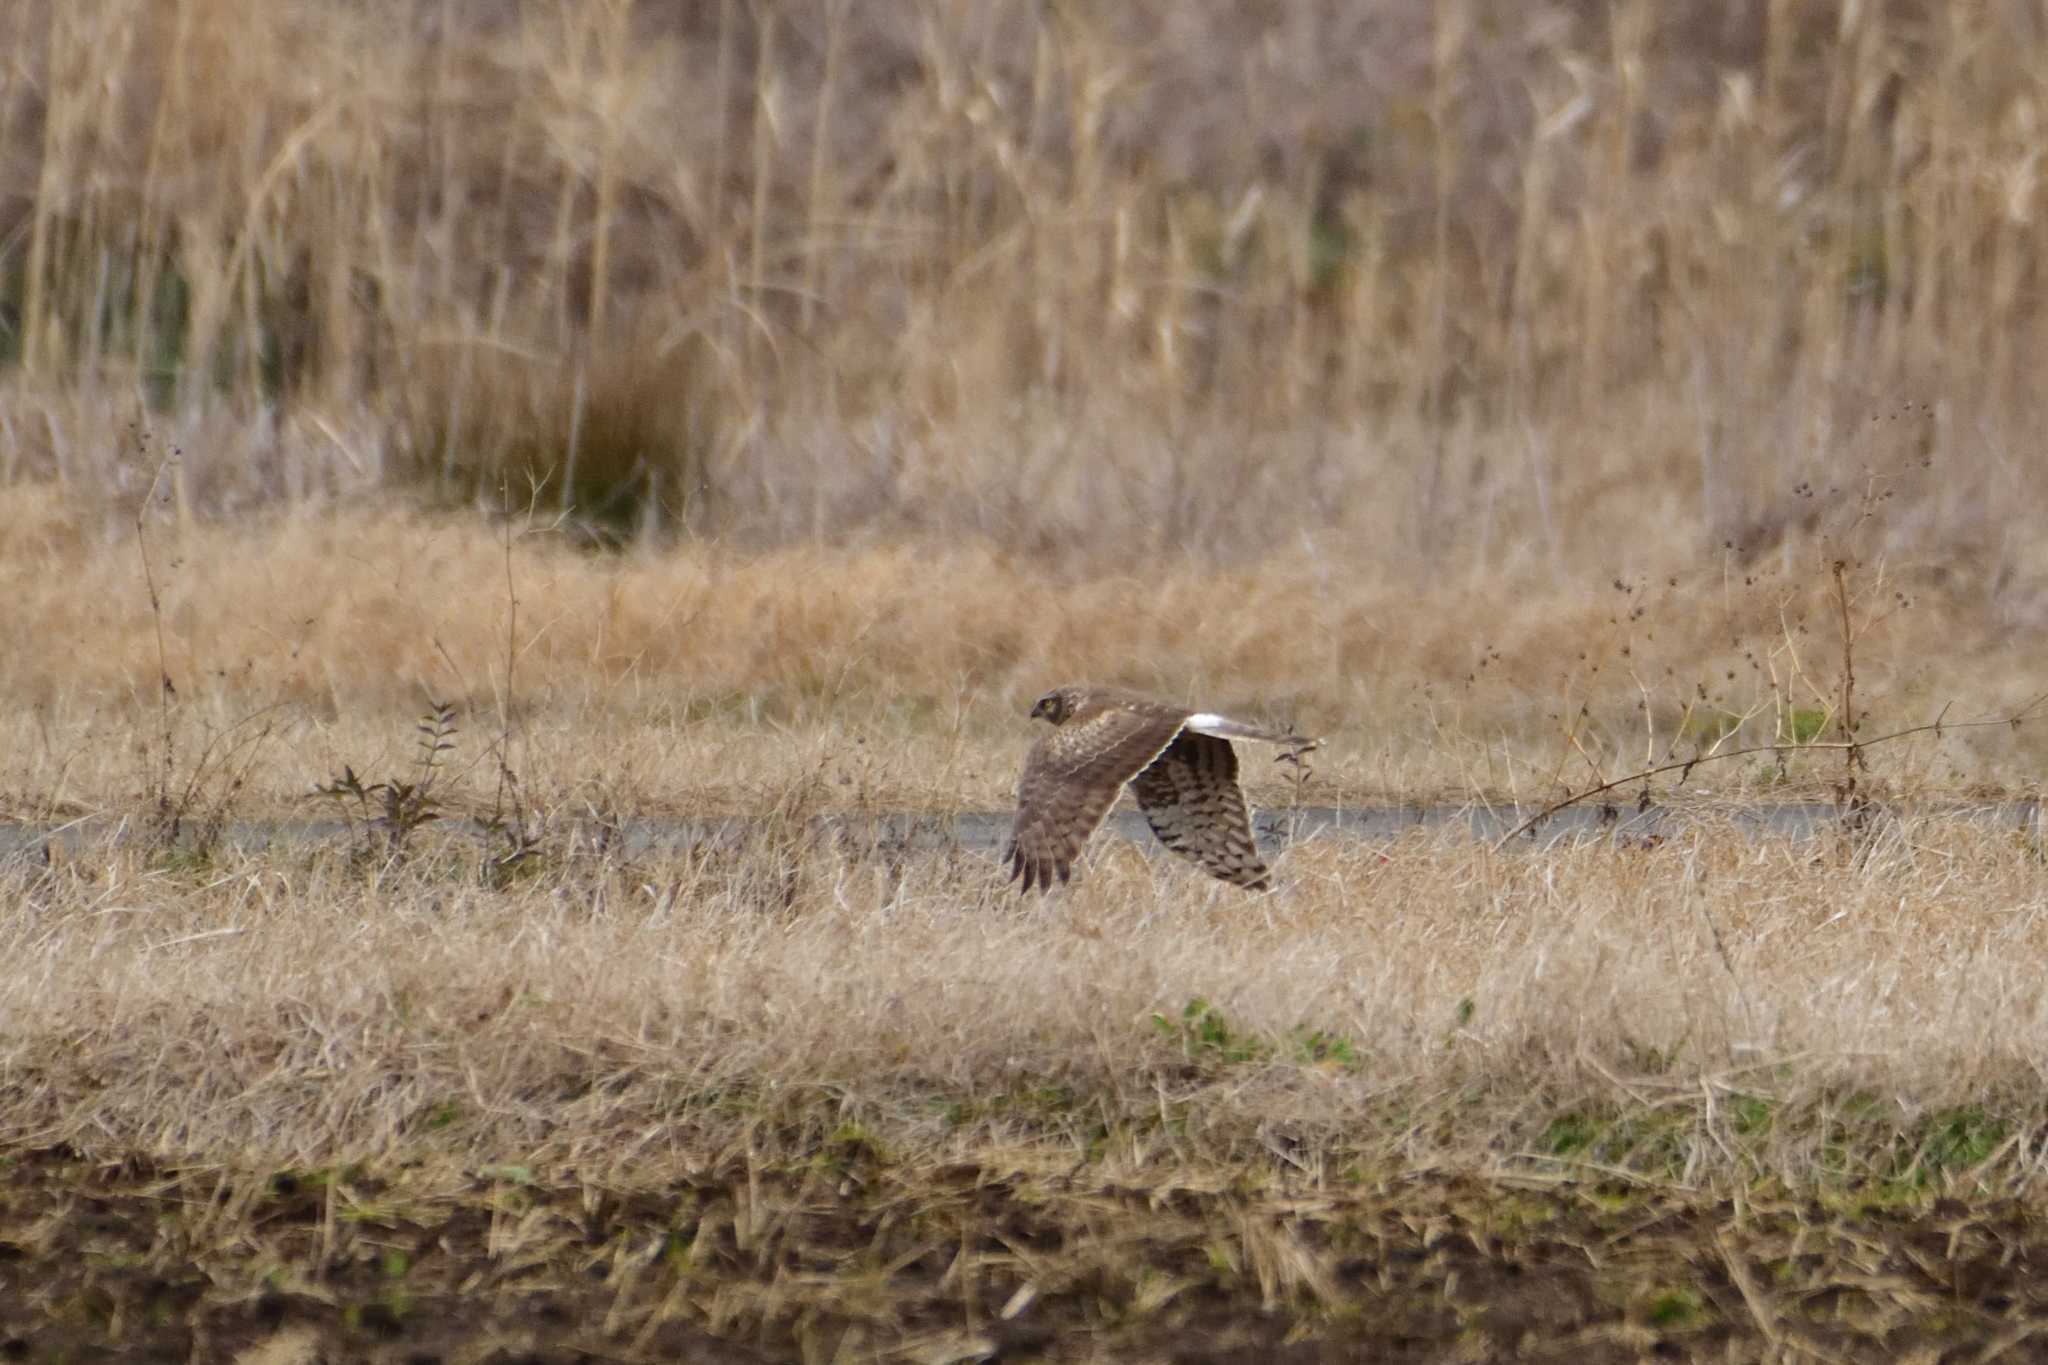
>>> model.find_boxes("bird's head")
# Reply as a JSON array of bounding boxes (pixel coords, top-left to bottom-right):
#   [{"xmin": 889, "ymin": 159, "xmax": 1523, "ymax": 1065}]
[{"xmin": 1029, "ymin": 685, "xmax": 1083, "ymax": 725}]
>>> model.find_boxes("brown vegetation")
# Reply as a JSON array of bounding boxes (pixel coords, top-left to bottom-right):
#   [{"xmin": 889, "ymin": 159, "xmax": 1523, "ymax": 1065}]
[
  {"xmin": 7, "ymin": 3, "xmax": 2048, "ymax": 1354},
  {"xmin": 2, "ymin": 2, "xmax": 2047, "ymax": 575},
  {"xmin": 7, "ymin": 1147, "xmax": 2045, "ymax": 1360},
  {"xmin": 4, "ymin": 814, "xmax": 2045, "ymax": 1172},
  {"xmin": 4, "ymin": 480, "xmax": 2045, "ymax": 820},
  {"xmin": 3, "ymin": 810, "xmax": 2048, "ymax": 1353},
  {"xmin": 2, "ymin": 2, "xmax": 2045, "ymax": 795}
]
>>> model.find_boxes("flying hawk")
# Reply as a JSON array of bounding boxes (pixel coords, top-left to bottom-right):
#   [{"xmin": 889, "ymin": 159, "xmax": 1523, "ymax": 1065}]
[{"xmin": 1005, "ymin": 684, "xmax": 1318, "ymax": 892}]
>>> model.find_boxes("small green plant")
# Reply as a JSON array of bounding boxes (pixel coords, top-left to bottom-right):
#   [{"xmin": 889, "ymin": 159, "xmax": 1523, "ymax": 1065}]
[
  {"xmin": 1292, "ymin": 1028, "xmax": 1361, "ymax": 1067},
  {"xmin": 1152, "ymin": 1000, "xmax": 1360, "ymax": 1069},
  {"xmin": 1730, "ymin": 1095, "xmax": 1773, "ymax": 1138},
  {"xmin": 1893, "ymin": 1106, "xmax": 2008, "ymax": 1187},
  {"xmin": 1785, "ymin": 706, "xmax": 1828, "ymax": 744},
  {"xmin": 1538, "ymin": 1112, "xmax": 1597, "ymax": 1158},
  {"xmin": 1442, "ymin": 996, "xmax": 1478, "ymax": 1050},
  {"xmin": 1642, "ymin": 1286, "xmax": 1706, "ymax": 1328},
  {"xmin": 316, "ymin": 698, "xmax": 456, "ymax": 858},
  {"xmin": 820, "ymin": 1122, "xmax": 891, "ymax": 1173},
  {"xmin": 477, "ymin": 1164, "xmax": 535, "ymax": 1187},
  {"xmin": 1154, "ymin": 997, "xmax": 1268, "ymax": 1065}
]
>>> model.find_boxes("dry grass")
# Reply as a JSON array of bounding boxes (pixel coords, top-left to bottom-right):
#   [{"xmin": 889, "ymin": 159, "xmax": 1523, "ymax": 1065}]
[
  {"xmin": 7, "ymin": 807, "xmax": 2048, "ymax": 1353},
  {"xmin": 5, "ymin": 812, "xmax": 2047, "ymax": 1183},
  {"xmin": 6, "ymin": 2, "xmax": 2048, "ymax": 803},
  {"xmin": 8, "ymin": 5, "xmax": 2048, "ymax": 1350},
  {"xmin": 3, "ymin": 480, "xmax": 2047, "ymax": 824},
  {"xmin": 4, "ymin": 1, "xmax": 2048, "ymax": 580},
  {"xmin": 13, "ymin": 1142, "xmax": 2048, "ymax": 1359}
]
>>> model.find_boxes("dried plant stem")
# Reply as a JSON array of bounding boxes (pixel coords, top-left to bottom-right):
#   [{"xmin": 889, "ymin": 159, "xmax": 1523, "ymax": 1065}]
[
  {"xmin": 1492, "ymin": 699, "xmax": 2047, "ymax": 852},
  {"xmin": 1832, "ymin": 558, "xmax": 1865, "ymax": 819},
  {"xmin": 134, "ymin": 446, "xmax": 177, "ymax": 836}
]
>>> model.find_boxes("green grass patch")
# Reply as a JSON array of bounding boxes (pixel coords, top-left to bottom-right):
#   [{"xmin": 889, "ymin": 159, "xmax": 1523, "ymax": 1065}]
[{"xmin": 1152, "ymin": 998, "xmax": 1364, "ymax": 1070}]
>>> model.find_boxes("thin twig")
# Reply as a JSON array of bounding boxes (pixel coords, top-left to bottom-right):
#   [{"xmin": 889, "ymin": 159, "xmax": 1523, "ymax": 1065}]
[
  {"xmin": 494, "ymin": 479, "xmax": 519, "ymax": 823},
  {"xmin": 1491, "ymin": 695, "xmax": 2048, "ymax": 852},
  {"xmin": 1832, "ymin": 558, "xmax": 1863, "ymax": 817},
  {"xmin": 134, "ymin": 438, "xmax": 178, "ymax": 839}
]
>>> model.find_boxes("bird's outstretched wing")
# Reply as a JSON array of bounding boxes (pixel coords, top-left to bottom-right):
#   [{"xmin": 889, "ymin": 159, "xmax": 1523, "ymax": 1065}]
[
  {"xmin": 1129, "ymin": 731, "xmax": 1272, "ymax": 890},
  {"xmin": 1006, "ymin": 708, "xmax": 1185, "ymax": 892}
]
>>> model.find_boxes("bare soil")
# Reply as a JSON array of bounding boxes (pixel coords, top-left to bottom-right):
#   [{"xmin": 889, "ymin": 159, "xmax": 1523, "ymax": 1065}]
[{"xmin": 2, "ymin": 1143, "xmax": 2041, "ymax": 1363}]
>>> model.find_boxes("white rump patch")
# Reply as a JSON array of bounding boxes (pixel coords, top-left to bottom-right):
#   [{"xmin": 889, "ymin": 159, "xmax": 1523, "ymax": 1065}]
[{"xmin": 1184, "ymin": 712, "xmax": 1319, "ymax": 749}]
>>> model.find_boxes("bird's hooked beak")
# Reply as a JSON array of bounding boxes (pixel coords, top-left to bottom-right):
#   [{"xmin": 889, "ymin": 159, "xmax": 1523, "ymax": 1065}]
[{"xmin": 1030, "ymin": 695, "xmax": 1058, "ymax": 723}]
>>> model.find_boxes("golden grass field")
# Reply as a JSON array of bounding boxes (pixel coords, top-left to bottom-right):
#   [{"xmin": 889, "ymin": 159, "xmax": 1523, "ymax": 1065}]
[{"xmin": 9, "ymin": 0, "xmax": 2048, "ymax": 1357}]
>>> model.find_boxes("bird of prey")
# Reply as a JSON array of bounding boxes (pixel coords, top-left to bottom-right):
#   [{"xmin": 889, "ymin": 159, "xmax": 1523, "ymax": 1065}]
[{"xmin": 1004, "ymin": 683, "xmax": 1318, "ymax": 892}]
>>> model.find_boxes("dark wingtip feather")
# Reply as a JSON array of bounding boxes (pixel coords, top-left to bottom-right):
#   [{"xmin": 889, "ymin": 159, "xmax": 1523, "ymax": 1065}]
[
  {"xmin": 1007, "ymin": 849, "xmax": 1059, "ymax": 894},
  {"xmin": 1004, "ymin": 855, "xmax": 1070, "ymax": 895},
  {"xmin": 1005, "ymin": 845, "xmax": 1032, "ymax": 892}
]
